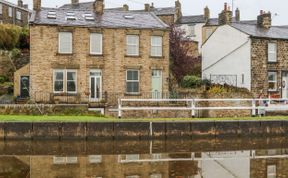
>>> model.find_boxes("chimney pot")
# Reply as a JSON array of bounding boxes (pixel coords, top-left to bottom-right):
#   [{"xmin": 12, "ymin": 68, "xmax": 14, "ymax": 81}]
[
  {"xmin": 18, "ymin": 0, "xmax": 23, "ymax": 7},
  {"xmin": 71, "ymin": 0, "xmax": 79, "ymax": 5},
  {"xmin": 123, "ymin": 4, "xmax": 129, "ymax": 11},
  {"xmin": 204, "ymin": 6, "xmax": 210, "ymax": 21},
  {"xmin": 224, "ymin": 2, "xmax": 227, "ymax": 11},
  {"xmin": 235, "ymin": 8, "xmax": 240, "ymax": 22},
  {"xmin": 33, "ymin": 0, "xmax": 41, "ymax": 11}
]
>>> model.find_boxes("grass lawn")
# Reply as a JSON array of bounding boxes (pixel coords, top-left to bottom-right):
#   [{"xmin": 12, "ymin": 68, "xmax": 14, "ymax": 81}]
[{"xmin": 0, "ymin": 115, "xmax": 287, "ymax": 122}]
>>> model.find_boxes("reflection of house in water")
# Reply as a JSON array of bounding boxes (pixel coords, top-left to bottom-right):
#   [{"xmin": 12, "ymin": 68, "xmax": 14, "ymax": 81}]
[{"xmin": 3, "ymin": 149, "xmax": 288, "ymax": 178}]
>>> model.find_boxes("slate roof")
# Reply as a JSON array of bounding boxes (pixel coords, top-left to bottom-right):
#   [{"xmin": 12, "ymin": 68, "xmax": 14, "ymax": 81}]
[
  {"xmin": 231, "ymin": 23, "xmax": 288, "ymax": 40},
  {"xmin": 30, "ymin": 8, "xmax": 169, "ymax": 29},
  {"xmin": 60, "ymin": 2, "xmax": 176, "ymax": 15},
  {"xmin": 177, "ymin": 15, "xmax": 257, "ymax": 26}
]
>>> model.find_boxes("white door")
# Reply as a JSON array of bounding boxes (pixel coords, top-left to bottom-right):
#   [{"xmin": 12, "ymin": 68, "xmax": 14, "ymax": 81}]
[
  {"xmin": 90, "ymin": 70, "xmax": 102, "ymax": 101},
  {"xmin": 152, "ymin": 70, "xmax": 162, "ymax": 99},
  {"xmin": 282, "ymin": 73, "xmax": 288, "ymax": 99}
]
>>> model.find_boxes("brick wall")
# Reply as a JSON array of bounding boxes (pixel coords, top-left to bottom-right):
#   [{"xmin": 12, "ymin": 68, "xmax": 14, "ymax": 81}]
[
  {"xmin": 29, "ymin": 25, "xmax": 170, "ymax": 104},
  {"xmin": 251, "ymin": 38, "xmax": 288, "ymax": 97}
]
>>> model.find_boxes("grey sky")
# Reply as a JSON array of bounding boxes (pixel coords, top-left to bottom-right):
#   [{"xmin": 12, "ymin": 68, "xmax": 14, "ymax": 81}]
[{"xmin": 10, "ymin": 0, "xmax": 287, "ymax": 25}]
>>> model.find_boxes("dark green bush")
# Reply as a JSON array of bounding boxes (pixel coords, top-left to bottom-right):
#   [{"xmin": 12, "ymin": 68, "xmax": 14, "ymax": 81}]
[
  {"xmin": 17, "ymin": 26, "xmax": 29, "ymax": 49},
  {"xmin": 181, "ymin": 75, "xmax": 202, "ymax": 88},
  {"xmin": 0, "ymin": 76, "xmax": 8, "ymax": 83},
  {"xmin": 0, "ymin": 24, "xmax": 21, "ymax": 50}
]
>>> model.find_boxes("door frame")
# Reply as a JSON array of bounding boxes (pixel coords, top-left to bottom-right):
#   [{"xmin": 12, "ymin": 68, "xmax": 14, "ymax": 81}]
[
  {"xmin": 89, "ymin": 70, "xmax": 102, "ymax": 102},
  {"xmin": 20, "ymin": 75, "xmax": 30, "ymax": 98},
  {"xmin": 281, "ymin": 70, "xmax": 288, "ymax": 99}
]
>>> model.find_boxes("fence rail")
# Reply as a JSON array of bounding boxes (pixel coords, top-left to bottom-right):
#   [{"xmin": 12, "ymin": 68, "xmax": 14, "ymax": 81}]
[{"xmin": 116, "ymin": 98, "xmax": 288, "ymax": 118}]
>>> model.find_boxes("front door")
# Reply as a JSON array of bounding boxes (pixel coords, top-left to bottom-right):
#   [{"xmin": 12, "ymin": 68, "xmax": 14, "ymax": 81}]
[
  {"xmin": 282, "ymin": 72, "xmax": 288, "ymax": 99},
  {"xmin": 20, "ymin": 76, "xmax": 29, "ymax": 98},
  {"xmin": 152, "ymin": 70, "xmax": 162, "ymax": 99},
  {"xmin": 89, "ymin": 70, "xmax": 102, "ymax": 101}
]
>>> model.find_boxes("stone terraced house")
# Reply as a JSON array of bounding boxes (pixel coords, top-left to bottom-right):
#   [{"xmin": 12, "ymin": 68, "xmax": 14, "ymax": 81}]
[
  {"xmin": 202, "ymin": 9, "xmax": 288, "ymax": 98},
  {"xmin": 0, "ymin": 0, "xmax": 30, "ymax": 27},
  {"xmin": 14, "ymin": 0, "xmax": 170, "ymax": 104}
]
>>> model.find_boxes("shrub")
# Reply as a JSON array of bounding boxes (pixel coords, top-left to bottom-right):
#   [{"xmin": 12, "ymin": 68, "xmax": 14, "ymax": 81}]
[
  {"xmin": 0, "ymin": 24, "xmax": 21, "ymax": 50},
  {"xmin": 0, "ymin": 76, "xmax": 8, "ymax": 83},
  {"xmin": 17, "ymin": 26, "xmax": 29, "ymax": 49},
  {"xmin": 181, "ymin": 75, "xmax": 202, "ymax": 88}
]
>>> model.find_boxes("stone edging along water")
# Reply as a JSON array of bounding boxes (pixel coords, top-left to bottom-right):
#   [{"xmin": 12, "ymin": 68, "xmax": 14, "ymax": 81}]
[{"xmin": 0, "ymin": 120, "xmax": 287, "ymax": 140}]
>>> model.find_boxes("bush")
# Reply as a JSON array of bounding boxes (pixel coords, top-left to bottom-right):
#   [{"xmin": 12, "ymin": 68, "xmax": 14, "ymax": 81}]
[
  {"xmin": 0, "ymin": 76, "xmax": 8, "ymax": 83},
  {"xmin": 0, "ymin": 24, "xmax": 21, "ymax": 50},
  {"xmin": 17, "ymin": 26, "xmax": 29, "ymax": 49},
  {"xmin": 181, "ymin": 75, "xmax": 202, "ymax": 88}
]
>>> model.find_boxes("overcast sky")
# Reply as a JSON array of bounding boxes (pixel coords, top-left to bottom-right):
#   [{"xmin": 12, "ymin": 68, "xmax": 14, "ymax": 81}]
[{"xmin": 10, "ymin": 0, "xmax": 287, "ymax": 25}]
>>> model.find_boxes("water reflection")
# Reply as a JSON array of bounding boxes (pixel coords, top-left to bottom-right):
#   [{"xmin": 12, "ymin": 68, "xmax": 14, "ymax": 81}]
[{"xmin": 0, "ymin": 137, "xmax": 287, "ymax": 178}]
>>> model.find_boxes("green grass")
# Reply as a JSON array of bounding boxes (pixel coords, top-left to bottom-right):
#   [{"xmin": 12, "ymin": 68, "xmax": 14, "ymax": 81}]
[{"xmin": 0, "ymin": 115, "xmax": 287, "ymax": 122}]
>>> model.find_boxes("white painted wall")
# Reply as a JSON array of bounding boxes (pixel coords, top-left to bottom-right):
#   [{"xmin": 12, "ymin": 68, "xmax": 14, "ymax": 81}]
[
  {"xmin": 197, "ymin": 151, "xmax": 251, "ymax": 178},
  {"xmin": 179, "ymin": 23, "xmax": 205, "ymax": 53},
  {"xmin": 202, "ymin": 25, "xmax": 251, "ymax": 90}
]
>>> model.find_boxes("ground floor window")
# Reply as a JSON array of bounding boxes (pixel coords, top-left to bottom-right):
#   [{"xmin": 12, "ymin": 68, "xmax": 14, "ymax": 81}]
[
  {"xmin": 268, "ymin": 72, "xmax": 277, "ymax": 91},
  {"xmin": 53, "ymin": 69, "xmax": 77, "ymax": 93},
  {"xmin": 126, "ymin": 70, "xmax": 139, "ymax": 94}
]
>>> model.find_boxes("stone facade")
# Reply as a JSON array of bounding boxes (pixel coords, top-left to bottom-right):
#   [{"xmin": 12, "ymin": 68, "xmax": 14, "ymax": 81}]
[
  {"xmin": 29, "ymin": 25, "xmax": 170, "ymax": 104},
  {"xmin": 251, "ymin": 38, "xmax": 288, "ymax": 97},
  {"xmin": 0, "ymin": 1, "xmax": 30, "ymax": 27}
]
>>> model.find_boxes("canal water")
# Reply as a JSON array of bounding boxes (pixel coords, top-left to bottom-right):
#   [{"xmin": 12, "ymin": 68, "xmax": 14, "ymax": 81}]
[{"xmin": 0, "ymin": 137, "xmax": 287, "ymax": 178}]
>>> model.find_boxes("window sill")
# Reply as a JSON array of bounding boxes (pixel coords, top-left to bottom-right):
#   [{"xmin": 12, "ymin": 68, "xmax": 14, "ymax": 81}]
[
  {"xmin": 52, "ymin": 93, "xmax": 79, "ymax": 96},
  {"xmin": 125, "ymin": 55, "xmax": 141, "ymax": 58},
  {"xmin": 150, "ymin": 56, "xmax": 164, "ymax": 59},
  {"xmin": 267, "ymin": 61, "xmax": 278, "ymax": 64},
  {"xmin": 56, "ymin": 53, "xmax": 74, "ymax": 56},
  {"xmin": 125, "ymin": 93, "xmax": 141, "ymax": 96},
  {"xmin": 89, "ymin": 54, "xmax": 104, "ymax": 57}
]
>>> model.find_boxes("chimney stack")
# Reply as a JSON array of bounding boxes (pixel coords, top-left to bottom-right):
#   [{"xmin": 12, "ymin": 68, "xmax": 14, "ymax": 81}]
[
  {"xmin": 71, "ymin": 0, "xmax": 79, "ymax": 5},
  {"xmin": 33, "ymin": 0, "xmax": 41, "ymax": 11},
  {"xmin": 18, "ymin": 0, "xmax": 23, "ymax": 7},
  {"xmin": 144, "ymin": 3, "xmax": 150, "ymax": 11},
  {"xmin": 94, "ymin": 0, "xmax": 104, "ymax": 15},
  {"xmin": 235, "ymin": 8, "xmax": 240, "ymax": 22},
  {"xmin": 123, "ymin": 4, "xmax": 129, "ymax": 11},
  {"xmin": 204, "ymin": 6, "xmax": 210, "ymax": 21},
  {"xmin": 218, "ymin": 2, "xmax": 233, "ymax": 25},
  {"xmin": 257, "ymin": 10, "xmax": 272, "ymax": 28},
  {"xmin": 175, "ymin": 0, "xmax": 182, "ymax": 20}
]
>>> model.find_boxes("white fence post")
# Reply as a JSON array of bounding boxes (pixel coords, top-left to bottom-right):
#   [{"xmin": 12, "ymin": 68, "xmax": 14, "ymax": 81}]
[
  {"xmin": 252, "ymin": 99, "xmax": 256, "ymax": 117},
  {"xmin": 118, "ymin": 98, "xmax": 122, "ymax": 119},
  {"xmin": 191, "ymin": 99, "xmax": 196, "ymax": 118}
]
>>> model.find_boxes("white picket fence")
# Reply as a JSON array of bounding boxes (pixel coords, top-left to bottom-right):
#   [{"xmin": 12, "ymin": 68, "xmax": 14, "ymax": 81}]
[{"xmin": 116, "ymin": 98, "xmax": 288, "ymax": 118}]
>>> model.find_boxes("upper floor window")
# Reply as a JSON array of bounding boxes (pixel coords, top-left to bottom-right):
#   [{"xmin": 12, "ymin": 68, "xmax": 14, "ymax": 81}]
[
  {"xmin": 126, "ymin": 35, "xmax": 139, "ymax": 56},
  {"xmin": 58, "ymin": 32, "xmax": 72, "ymax": 54},
  {"xmin": 16, "ymin": 11, "xmax": 21, "ymax": 20},
  {"xmin": 151, "ymin": 36, "xmax": 163, "ymax": 57},
  {"xmin": 0, "ymin": 4, "xmax": 3, "ymax": 14},
  {"xmin": 268, "ymin": 43, "xmax": 277, "ymax": 62},
  {"xmin": 126, "ymin": 70, "xmax": 139, "ymax": 94},
  {"xmin": 90, "ymin": 33, "xmax": 102, "ymax": 55},
  {"xmin": 188, "ymin": 24, "xmax": 196, "ymax": 36},
  {"xmin": 8, "ymin": 7, "xmax": 13, "ymax": 17}
]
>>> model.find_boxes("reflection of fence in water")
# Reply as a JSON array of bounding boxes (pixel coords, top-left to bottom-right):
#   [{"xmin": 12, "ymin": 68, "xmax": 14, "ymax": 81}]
[{"xmin": 210, "ymin": 74, "xmax": 238, "ymax": 87}]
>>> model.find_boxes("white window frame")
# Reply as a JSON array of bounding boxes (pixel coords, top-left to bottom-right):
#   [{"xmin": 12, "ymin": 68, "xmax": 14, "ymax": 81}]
[
  {"xmin": 151, "ymin": 36, "xmax": 163, "ymax": 57},
  {"xmin": 90, "ymin": 33, "xmax": 103, "ymax": 55},
  {"xmin": 16, "ymin": 10, "xmax": 21, "ymax": 20},
  {"xmin": 0, "ymin": 4, "xmax": 3, "ymax": 15},
  {"xmin": 8, "ymin": 7, "xmax": 12, "ymax": 17},
  {"xmin": 88, "ymin": 155, "xmax": 102, "ymax": 164},
  {"xmin": 125, "ymin": 154, "xmax": 140, "ymax": 161},
  {"xmin": 268, "ymin": 71, "xmax": 277, "ymax": 92},
  {"xmin": 53, "ymin": 156, "xmax": 78, "ymax": 164},
  {"xmin": 267, "ymin": 165, "xmax": 276, "ymax": 178},
  {"xmin": 126, "ymin": 35, "xmax": 139, "ymax": 56},
  {"xmin": 58, "ymin": 32, "xmax": 73, "ymax": 54},
  {"xmin": 268, "ymin": 42, "xmax": 277, "ymax": 62},
  {"xmin": 126, "ymin": 70, "xmax": 140, "ymax": 94},
  {"xmin": 53, "ymin": 69, "xmax": 77, "ymax": 94}
]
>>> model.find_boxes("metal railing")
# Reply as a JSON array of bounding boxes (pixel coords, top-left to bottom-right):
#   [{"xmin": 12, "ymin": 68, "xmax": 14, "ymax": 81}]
[{"xmin": 116, "ymin": 98, "xmax": 288, "ymax": 118}]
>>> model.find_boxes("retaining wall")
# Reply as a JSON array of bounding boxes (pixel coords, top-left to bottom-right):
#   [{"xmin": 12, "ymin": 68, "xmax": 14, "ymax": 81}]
[{"xmin": 0, "ymin": 120, "xmax": 287, "ymax": 140}]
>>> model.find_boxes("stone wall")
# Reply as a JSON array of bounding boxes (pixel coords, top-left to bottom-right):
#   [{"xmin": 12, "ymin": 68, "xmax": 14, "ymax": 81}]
[
  {"xmin": 0, "ymin": 3, "xmax": 29, "ymax": 27},
  {"xmin": 251, "ymin": 38, "xmax": 288, "ymax": 97},
  {"xmin": 29, "ymin": 25, "xmax": 170, "ymax": 105},
  {"xmin": 158, "ymin": 15, "xmax": 175, "ymax": 25}
]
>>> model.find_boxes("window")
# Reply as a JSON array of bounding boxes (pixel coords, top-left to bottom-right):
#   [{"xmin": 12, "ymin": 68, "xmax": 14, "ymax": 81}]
[
  {"xmin": 16, "ymin": 11, "xmax": 21, "ymax": 20},
  {"xmin": 267, "ymin": 165, "xmax": 276, "ymax": 178},
  {"xmin": 188, "ymin": 24, "xmax": 195, "ymax": 36},
  {"xmin": 241, "ymin": 74, "xmax": 245, "ymax": 84},
  {"xmin": 59, "ymin": 32, "xmax": 72, "ymax": 54},
  {"xmin": 90, "ymin": 33, "xmax": 103, "ymax": 55},
  {"xmin": 151, "ymin": 36, "xmax": 163, "ymax": 57},
  {"xmin": 126, "ymin": 35, "xmax": 139, "ymax": 56},
  {"xmin": 125, "ymin": 154, "xmax": 140, "ymax": 161},
  {"xmin": 8, "ymin": 7, "xmax": 12, "ymax": 17},
  {"xmin": 268, "ymin": 72, "xmax": 277, "ymax": 91},
  {"xmin": 53, "ymin": 156, "xmax": 78, "ymax": 164},
  {"xmin": 53, "ymin": 69, "xmax": 77, "ymax": 93},
  {"xmin": 0, "ymin": 4, "xmax": 2, "ymax": 14},
  {"xmin": 126, "ymin": 70, "xmax": 139, "ymax": 94},
  {"xmin": 268, "ymin": 43, "xmax": 277, "ymax": 62},
  {"xmin": 89, "ymin": 155, "xmax": 102, "ymax": 164}
]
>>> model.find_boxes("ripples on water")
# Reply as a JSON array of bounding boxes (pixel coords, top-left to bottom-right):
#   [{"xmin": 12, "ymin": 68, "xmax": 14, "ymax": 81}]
[{"xmin": 0, "ymin": 137, "xmax": 287, "ymax": 178}]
